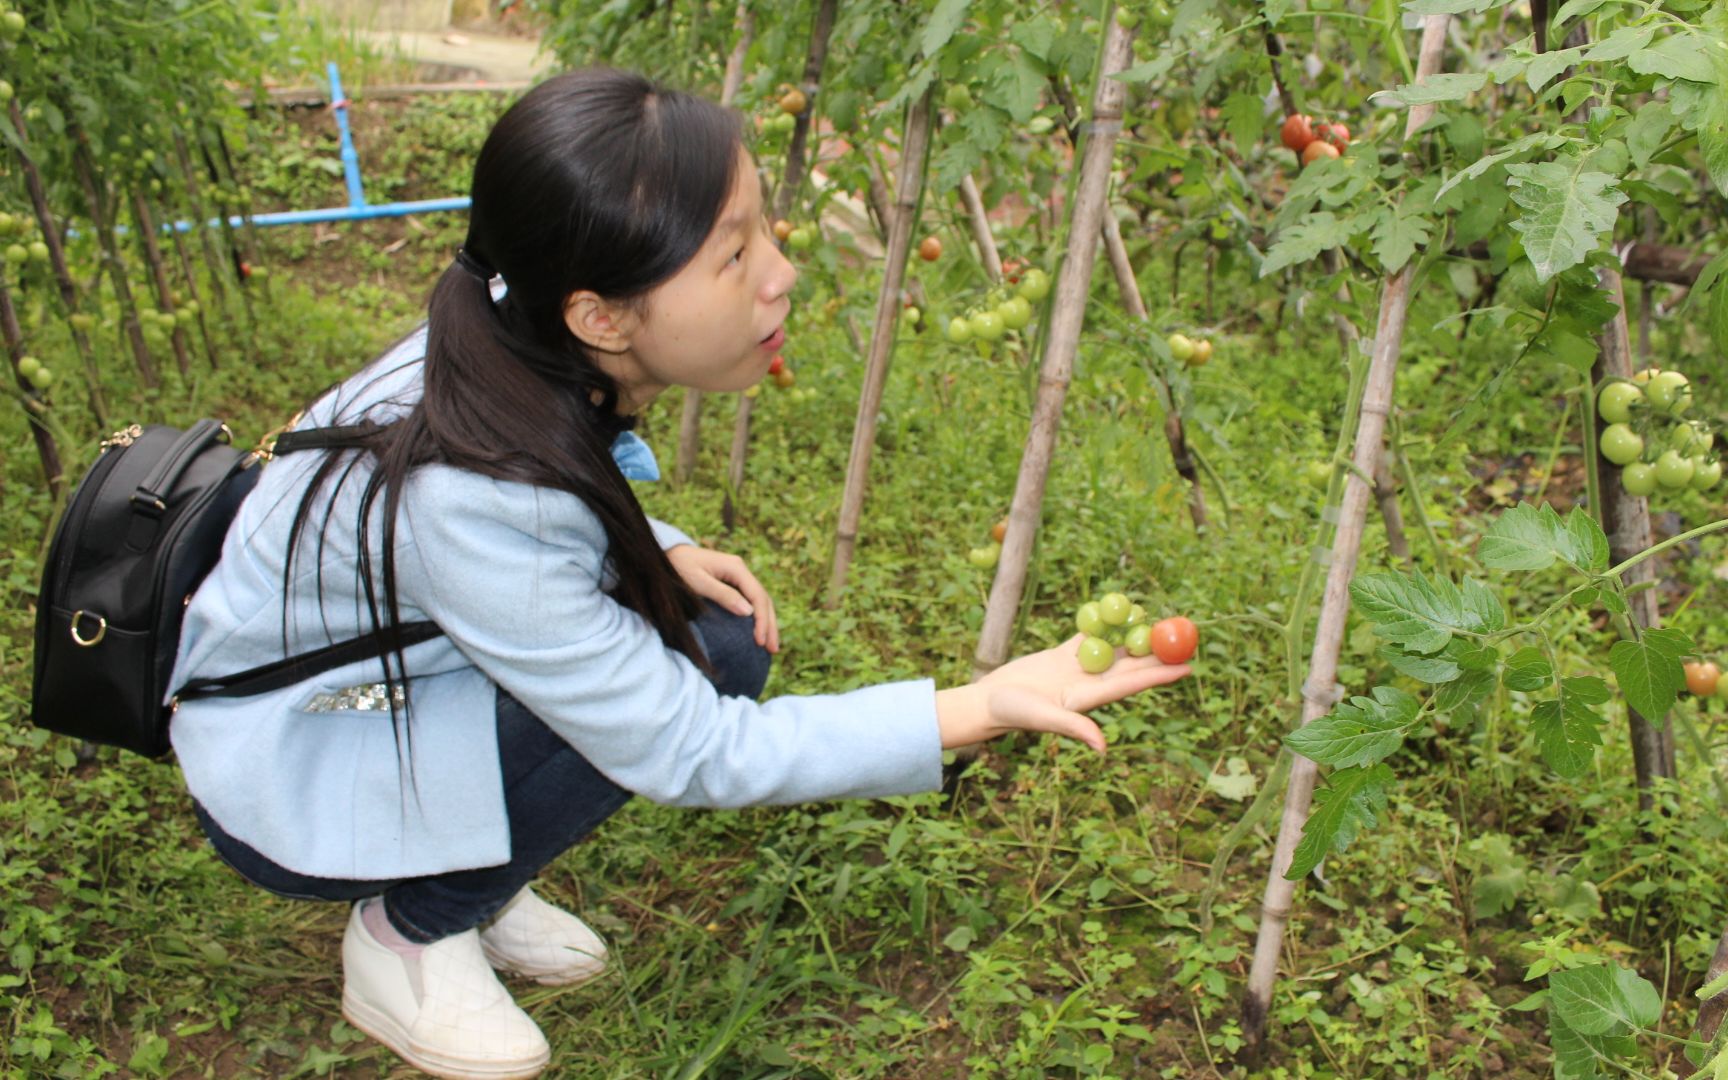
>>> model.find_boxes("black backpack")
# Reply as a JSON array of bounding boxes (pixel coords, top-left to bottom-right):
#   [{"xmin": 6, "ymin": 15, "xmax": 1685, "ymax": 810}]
[{"xmin": 31, "ymin": 419, "xmax": 439, "ymax": 760}]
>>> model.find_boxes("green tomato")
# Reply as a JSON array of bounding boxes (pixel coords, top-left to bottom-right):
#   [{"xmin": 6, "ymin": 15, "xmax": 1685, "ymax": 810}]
[
  {"xmin": 1077, "ymin": 636, "xmax": 1115, "ymax": 674},
  {"xmin": 903, "ymin": 305, "xmax": 920, "ymax": 325},
  {"xmin": 998, "ymin": 295, "xmax": 1033, "ymax": 331},
  {"xmin": 0, "ymin": 80, "xmax": 12, "ymax": 104},
  {"xmin": 944, "ymin": 84, "xmax": 973, "ymax": 112},
  {"xmin": 0, "ymin": 11, "xmax": 23, "ymax": 39},
  {"xmin": 1597, "ymin": 381, "xmax": 1643, "ymax": 424},
  {"xmin": 1655, "ymin": 449, "xmax": 1695, "ymax": 488},
  {"xmin": 1620, "ymin": 462, "xmax": 1658, "ymax": 497},
  {"xmin": 1600, "ymin": 423, "xmax": 1643, "ymax": 466},
  {"xmin": 16, "ymin": 354, "xmax": 39, "ymax": 378},
  {"xmin": 68, "ymin": 312, "xmax": 94, "ymax": 332},
  {"xmin": 3, "ymin": 243, "xmax": 25, "ymax": 266},
  {"xmin": 967, "ymin": 542, "xmax": 1001, "ymax": 569},
  {"xmin": 1646, "ymin": 370, "xmax": 1691, "ymax": 415},
  {"xmin": 970, "ymin": 310, "xmax": 1005, "ymax": 341},
  {"xmin": 771, "ymin": 113, "xmax": 797, "ymax": 134},
  {"xmin": 1307, "ymin": 460, "xmax": 1333, "ymax": 491},
  {"xmin": 26, "ymin": 240, "xmax": 47, "ymax": 263},
  {"xmin": 786, "ymin": 227, "xmax": 813, "ymax": 250},
  {"xmin": 1166, "ymin": 332, "xmax": 1196, "ymax": 363},
  {"xmin": 945, "ymin": 316, "xmax": 972, "ymax": 344},
  {"xmin": 1691, "ymin": 459, "xmax": 1722, "ymax": 491},
  {"xmin": 27, "ymin": 364, "xmax": 52, "ymax": 388},
  {"xmin": 1097, "ymin": 592, "xmax": 1131, "ymax": 626},
  {"xmin": 1673, "ymin": 423, "xmax": 1714, "ymax": 457},
  {"xmin": 1125, "ymin": 603, "xmax": 1148, "ymax": 628},
  {"xmin": 1028, "ymin": 116, "xmax": 1055, "ymax": 136},
  {"xmin": 1075, "ymin": 601, "xmax": 1107, "ymax": 638},
  {"xmin": 1124, "ymin": 624, "xmax": 1154, "ymax": 657},
  {"xmin": 1016, "ymin": 268, "xmax": 1051, "ymax": 302}
]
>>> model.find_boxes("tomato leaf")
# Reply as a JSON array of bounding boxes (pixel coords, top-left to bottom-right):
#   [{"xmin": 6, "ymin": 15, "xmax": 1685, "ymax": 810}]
[
  {"xmin": 1284, "ymin": 764, "xmax": 1395, "ymax": 881},
  {"xmin": 1583, "ymin": 25, "xmax": 1654, "ymax": 63},
  {"xmin": 1286, "ymin": 685, "xmax": 1418, "ymax": 769},
  {"xmin": 1550, "ymin": 963, "xmax": 1661, "ymax": 1036},
  {"xmin": 1351, "ymin": 570, "xmax": 1498, "ymax": 654},
  {"xmin": 1625, "ymin": 101, "xmax": 1676, "ymax": 170},
  {"xmin": 1370, "ymin": 202, "xmax": 1432, "ymax": 274},
  {"xmin": 1609, "ymin": 627, "xmax": 1693, "ymax": 723},
  {"xmin": 1370, "ymin": 72, "xmax": 1487, "ymax": 108},
  {"xmin": 918, "ymin": 0, "xmax": 972, "ymax": 61},
  {"xmin": 1479, "ymin": 503, "xmax": 1609, "ymax": 572},
  {"xmin": 1434, "ymin": 669, "xmax": 1495, "ymax": 713},
  {"xmin": 1504, "ymin": 158, "xmax": 1628, "ymax": 283},
  {"xmin": 986, "ymin": 50, "xmax": 1046, "ymax": 123},
  {"xmin": 1258, "ymin": 211, "xmax": 1358, "ymax": 277},
  {"xmin": 1221, "ymin": 93, "xmax": 1263, "ymax": 151},
  {"xmin": 1693, "ymin": 74, "xmax": 1728, "ymax": 199},
  {"xmin": 1502, "ymin": 646, "xmax": 1554, "ymax": 693},
  {"xmin": 1627, "ymin": 33, "xmax": 1715, "ymax": 85},
  {"xmin": 1531, "ymin": 677, "xmax": 1610, "ymax": 779},
  {"xmin": 1378, "ymin": 645, "xmax": 1461, "ymax": 684},
  {"xmin": 1434, "ymin": 132, "xmax": 1567, "ymax": 202}
]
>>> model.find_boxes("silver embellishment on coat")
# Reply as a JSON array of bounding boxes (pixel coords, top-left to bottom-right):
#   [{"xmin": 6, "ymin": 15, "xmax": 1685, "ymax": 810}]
[{"xmin": 303, "ymin": 683, "xmax": 406, "ymax": 712}]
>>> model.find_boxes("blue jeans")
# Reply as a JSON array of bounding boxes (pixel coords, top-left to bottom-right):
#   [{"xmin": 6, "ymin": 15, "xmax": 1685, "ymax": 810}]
[{"xmin": 192, "ymin": 600, "xmax": 772, "ymax": 943}]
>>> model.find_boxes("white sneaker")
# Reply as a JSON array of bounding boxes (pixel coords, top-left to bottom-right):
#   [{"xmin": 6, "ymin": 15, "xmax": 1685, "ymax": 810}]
[
  {"xmin": 479, "ymin": 886, "xmax": 609, "ymax": 987},
  {"xmin": 340, "ymin": 902, "xmax": 551, "ymax": 1080}
]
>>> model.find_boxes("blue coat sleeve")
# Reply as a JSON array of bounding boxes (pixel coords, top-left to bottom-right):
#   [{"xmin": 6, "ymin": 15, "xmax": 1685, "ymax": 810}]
[{"xmin": 397, "ymin": 466, "xmax": 944, "ymax": 807}]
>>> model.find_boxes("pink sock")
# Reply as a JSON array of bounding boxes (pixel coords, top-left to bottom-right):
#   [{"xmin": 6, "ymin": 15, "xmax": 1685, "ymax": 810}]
[{"xmin": 362, "ymin": 898, "xmax": 426, "ymax": 958}]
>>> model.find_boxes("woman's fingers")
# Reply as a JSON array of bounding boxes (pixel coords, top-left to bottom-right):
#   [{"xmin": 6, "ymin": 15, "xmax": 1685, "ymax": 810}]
[
  {"xmin": 1063, "ymin": 658, "xmax": 1192, "ymax": 712},
  {"xmin": 730, "ymin": 568, "xmax": 779, "ymax": 652}
]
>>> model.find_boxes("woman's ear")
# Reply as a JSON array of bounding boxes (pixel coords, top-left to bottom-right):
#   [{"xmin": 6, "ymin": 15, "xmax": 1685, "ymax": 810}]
[{"xmin": 564, "ymin": 291, "xmax": 636, "ymax": 354}]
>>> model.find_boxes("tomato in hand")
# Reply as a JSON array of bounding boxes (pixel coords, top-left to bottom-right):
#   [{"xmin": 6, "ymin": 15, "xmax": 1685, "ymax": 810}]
[
  {"xmin": 1685, "ymin": 661, "xmax": 1721, "ymax": 697},
  {"xmin": 1077, "ymin": 636, "xmax": 1116, "ymax": 674},
  {"xmin": 1149, "ymin": 616, "xmax": 1198, "ymax": 664}
]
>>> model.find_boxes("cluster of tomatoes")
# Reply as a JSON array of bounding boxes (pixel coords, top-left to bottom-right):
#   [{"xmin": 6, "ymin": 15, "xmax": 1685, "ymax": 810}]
[
  {"xmin": 1280, "ymin": 113, "xmax": 1351, "ymax": 167},
  {"xmin": 1685, "ymin": 660, "xmax": 1728, "ymax": 700},
  {"xmin": 945, "ymin": 264, "xmax": 1051, "ymax": 347},
  {"xmin": 1597, "ymin": 367, "xmax": 1720, "ymax": 497},
  {"xmin": 967, "ymin": 517, "xmax": 1010, "ymax": 569},
  {"xmin": 757, "ymin": 84, "xmax": 807, "ymax": 137},
  {"xmin": 1073, "ymin": 593, "xmax": 1199, "ymax": 673},
  {"xmin": 771, "ymin": 218, "xmax": 817, "ymax": 252},
  {"xmin": 1166, "ymin": 332, "xmax": 1213, "ymax": 368}
]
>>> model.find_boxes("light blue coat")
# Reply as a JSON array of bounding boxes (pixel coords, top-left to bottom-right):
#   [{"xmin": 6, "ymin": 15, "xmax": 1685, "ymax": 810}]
[{"xmin": 169, "ymin": 326, "xmax": 942, "ymax": 880}]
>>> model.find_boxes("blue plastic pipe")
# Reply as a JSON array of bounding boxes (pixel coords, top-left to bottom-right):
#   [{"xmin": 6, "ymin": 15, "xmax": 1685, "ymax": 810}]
[{"xmin": 329, "ymin": 62, "xmax": 367, "ymax": 209}]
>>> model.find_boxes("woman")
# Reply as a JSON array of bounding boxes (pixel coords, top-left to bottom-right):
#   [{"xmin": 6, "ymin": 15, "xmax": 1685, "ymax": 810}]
[{"xmin": 169, "ymin": 68, "xmax": 1192, "ymax": 1079}]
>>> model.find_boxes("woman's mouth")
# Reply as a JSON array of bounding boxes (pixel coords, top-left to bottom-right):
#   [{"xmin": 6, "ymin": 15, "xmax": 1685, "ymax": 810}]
[{"xmin": 760, "ymin": 326, "xmax": 785, "ymax": 352}]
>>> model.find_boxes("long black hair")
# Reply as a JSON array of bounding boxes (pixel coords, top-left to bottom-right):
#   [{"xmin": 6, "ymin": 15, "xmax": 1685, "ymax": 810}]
[{"xmin": 283, "ymin": 68, "xmax": 741, "ymax": 765}]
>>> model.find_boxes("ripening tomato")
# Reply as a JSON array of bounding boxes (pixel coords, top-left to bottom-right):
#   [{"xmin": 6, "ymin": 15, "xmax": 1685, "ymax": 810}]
[
  {"xmin": 991, "ymin": 518, "xmax": 1008, "ymax": 544},
  {"xmin": 1315, "ymin": 121, "xmax": 1351, "ymax": 149},
  {"xmin": 919, "ymin": 236, "xmax": 942, "ymax": 262},
  {"xmin": 1149, "ymin": 616, "xmax": 1198, "ymax": 664},
  {"xmin": 1301, "ymin": 141, "xmax": 1341, "ymax": 166},
  {"xmin": 779, "ymin": 89, "xmax": 808, "ymax": 116},
  {"xmin": 1280, "ymin": 113, "xmax": 1315, "ymax": 152},
  {"xmin": 1685, "ymin": 661, "xmax": 1721, "ymax": 697},
  {"xmin": 772, "ymin": 219, "xmax": 794, "ymax": 242}
]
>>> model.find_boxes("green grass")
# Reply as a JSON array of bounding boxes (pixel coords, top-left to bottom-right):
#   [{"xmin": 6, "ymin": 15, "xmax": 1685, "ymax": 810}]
[{"xmin": 7, "ymin": 92, "xmax": 1728, "ymax": 1080}]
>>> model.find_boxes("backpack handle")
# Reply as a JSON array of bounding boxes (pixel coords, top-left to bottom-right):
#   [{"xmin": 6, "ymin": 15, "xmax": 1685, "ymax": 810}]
[{"xmin": 130, "ymin": 420, "xmax": 231, "ymax": 516}]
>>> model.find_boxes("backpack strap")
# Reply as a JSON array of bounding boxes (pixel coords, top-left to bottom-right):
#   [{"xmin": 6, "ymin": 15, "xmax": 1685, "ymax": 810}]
[
  {"xmin": 177, "ymin": 418, "xmax": 444, "ymax": 706},
  {"xmin": 177, "ymin": 620, "xmax": 443, "ymax": 702}
]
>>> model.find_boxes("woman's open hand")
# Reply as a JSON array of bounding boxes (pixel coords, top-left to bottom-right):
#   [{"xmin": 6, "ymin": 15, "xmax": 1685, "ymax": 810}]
[
  {"xmin": 665, "ymin": 544, "xmax": 780, "ymax": 653},
  {"xmin": 935, "ymin": 635, "xmax": 1190, "ymax": 752}
]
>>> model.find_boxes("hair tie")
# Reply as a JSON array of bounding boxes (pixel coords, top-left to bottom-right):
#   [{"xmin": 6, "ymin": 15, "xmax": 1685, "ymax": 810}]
[{"xmin": 455, "ymin": 247, "xmax": 495, "ymax": 281}]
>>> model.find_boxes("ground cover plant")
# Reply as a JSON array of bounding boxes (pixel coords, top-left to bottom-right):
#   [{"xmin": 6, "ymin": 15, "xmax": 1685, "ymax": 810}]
[{"xmin": 8, "ymin": 0, "xmax": 1728, "ymax": 1076}]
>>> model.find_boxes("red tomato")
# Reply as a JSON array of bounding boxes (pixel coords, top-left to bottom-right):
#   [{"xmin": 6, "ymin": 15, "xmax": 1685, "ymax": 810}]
[
  {"xmin": 1301, "ymin": 141, "xmax": 1341, "ymax": 166},
  {"xmin": 768, "ymin": 354, "xmax": 785, "ymax": 376},
  {"xmin": 1686, "ymin": 661, "xmax": 1721, "ymax": 696},
  {"xmin": 991, "ymin": 518, "xmax": 1008, "ymax": 544},
  {"xmin": 1317, "ymin": 121, "xmax": 1351, "ymax": 149},
  {"xmin": 918, "ymin": 236, "xmax": 942, "ymax": 262},
  {"xmin": 1280, "ymin": 114, "xmax": 1315, "ymax": 152},
  {"xmin": 1149, "ymin": 617, "xmax": 1198, "ymax": 665}
]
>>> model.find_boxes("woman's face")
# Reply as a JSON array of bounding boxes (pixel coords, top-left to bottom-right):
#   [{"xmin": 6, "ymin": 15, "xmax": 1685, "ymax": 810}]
[{"xmin": 575, "ymin": 146, "xmax": 797, "ymax": 411}]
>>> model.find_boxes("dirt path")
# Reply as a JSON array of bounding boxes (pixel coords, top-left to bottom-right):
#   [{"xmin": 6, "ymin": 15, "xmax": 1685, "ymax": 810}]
[{"xmin": 354, "ymin": 27, "xmax": 555, "ymax": 82}]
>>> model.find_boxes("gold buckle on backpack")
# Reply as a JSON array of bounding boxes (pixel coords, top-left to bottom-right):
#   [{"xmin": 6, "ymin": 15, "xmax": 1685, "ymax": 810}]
[
  {"xmin": 69, "ymin": 610, "xmax": 107, "ymax": 646},
  {"xmin": 253, "ymin": 410, "xmax": 306, "ymax": 462}
]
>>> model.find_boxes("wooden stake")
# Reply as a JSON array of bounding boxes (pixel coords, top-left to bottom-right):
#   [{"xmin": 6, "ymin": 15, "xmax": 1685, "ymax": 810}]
[
  {"xmin": 1242, "ymin": 14, "xmax": 1451, "ymax": 1051},
  {"xmin": 825, "ymin": 87, "xmax": 937, "ymax": 606},
  {"xmin": 675, "ymin": 1, "xmax": 756, "ymax": 486},
  {"xmin": 960, "ymin": 174, "xmax": 1003, "ymax": 281},
  {"xmin": 968, "ymin": 21, "xmax": 1136, "ymax": 673}
]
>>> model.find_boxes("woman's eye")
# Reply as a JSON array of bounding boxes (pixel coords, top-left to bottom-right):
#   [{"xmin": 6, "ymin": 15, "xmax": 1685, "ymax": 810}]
[{"xmin": 728, "ymin": 246, "xmax": 745, "ymax": 266}]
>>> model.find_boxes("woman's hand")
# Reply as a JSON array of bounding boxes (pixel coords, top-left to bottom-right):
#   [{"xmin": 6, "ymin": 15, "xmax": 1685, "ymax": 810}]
[
  {"xmin": 934, "ymin": 635, "xmax": 1190, "ymax": 752},
  {"xmin": 665, "ymin": 544, "xmax": 780, "ymax": 653}
]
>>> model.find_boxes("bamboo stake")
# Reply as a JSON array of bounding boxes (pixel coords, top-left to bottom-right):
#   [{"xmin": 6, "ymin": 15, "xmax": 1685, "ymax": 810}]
[
  {"xmin": 1593, "ymin": 266, "xmax": 1675, "ymax": 799},
  {"xmin": 10, "ymin": 99, "xmax": 105, "ymax": 427},
  {"xmin": 131, "ymin": 190, "xmax": 192, "ymax": 378},
  {"xmin": 825, "ymin": 87, "xmax": 937, "ymax": 606},
  {"xmin": 1242, "ymin": 14, "xmax": 1451, "ymax": 1050},
  {"xmin": 725, "ymin": 0, "xmax": 837, "ymax": 516},
  {"xmin": 1100, "ymin": 207, "xmax": 1208, "ymax": 529},
  {"xmin": 676, "ymin": 0, "xmax": 756, "ymax": 486},
  {"xmin": 968, "ymin": 21, "xmax": 1136, "ymax": 673},
  {"xmin": 959, "ymin": 174, "xmax": 1003, "ymax": 281},
  {"xmin": 71, "ymin": 142, "xmax": 157, "ymax": 388}
]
